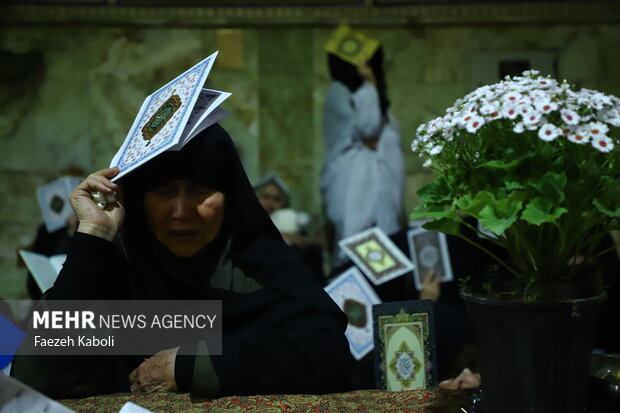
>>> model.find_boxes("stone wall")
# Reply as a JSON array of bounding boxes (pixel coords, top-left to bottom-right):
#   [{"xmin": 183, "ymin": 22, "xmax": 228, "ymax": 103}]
[{"xmin": 1, "ymin": 19, "xmax": 619, "ymax": 298}]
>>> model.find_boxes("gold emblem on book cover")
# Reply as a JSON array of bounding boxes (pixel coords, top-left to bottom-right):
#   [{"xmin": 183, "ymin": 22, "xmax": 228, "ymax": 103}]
[{"xmin": 141, "ymin": 93, "xmax": 182, "ymax": 145}]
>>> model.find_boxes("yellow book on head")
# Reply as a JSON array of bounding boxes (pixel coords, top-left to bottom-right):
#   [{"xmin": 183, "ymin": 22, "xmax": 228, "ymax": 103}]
[{"xmin": 325, "ymin": 25, "xmax": 379, "ymax": 66}]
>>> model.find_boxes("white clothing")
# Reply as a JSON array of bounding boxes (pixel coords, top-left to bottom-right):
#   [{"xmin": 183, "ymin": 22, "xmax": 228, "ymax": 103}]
[{"xmin": 321, "ymin": 80, "xmax": 404, "ymax": 266}]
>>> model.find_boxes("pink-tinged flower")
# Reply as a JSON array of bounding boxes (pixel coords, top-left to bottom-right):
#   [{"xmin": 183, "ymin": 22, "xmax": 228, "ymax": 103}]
[
  {"xmin": 560, "ymin": 109, "xmax": 580, "ymax": 125},
  {"xmin": 529, "ymin": 90, "xmax": 547, "ymax": 100},
  {"xmin": 458, "ymin": 114, "xmax": 475, "ymax": 127},
  {"xmin": 518, "ymin": 105, "xmax": 533, "ymax": 118},
  {"xmin": 466, "ymin": 116, "xmax": 485, "ymax": 133},
  {"xmin": 502, "ymin": 104, "xmax": 519, "ymax": 119},
  {"xmin": 513, "ymin": 122, "xmax": 525, "ymax": 133},
  {"xmin": 591, "ymin": 135, "xmax": 614, "ymax": 153},
  {"xmin": 538, "ymin": 124, "xmax": 561, "ymax": 141},
  {"xmin": 561, "ymin": 125, "xmax": 575, "ymax": 136},
  {"xmin": 442, "ymin": 127, "xmax": 455, "ymax": 141},
  {"xmin": 487, "ymin": 110, "xmax": 502, "ymax": 120},
  {"xmin": 587, "ymin": 121, "xmax": 609, "ymax": 138},
  {"xmin": 535, "ymin": 78, "xmax": 554, "ymax": 88},
  {"xmin": 535, "ymin": 99, "xmax": 558, "ymax": 114},
  {"xmin": 503, "ymin": 91, "xmax": 522, "ymax": 103},
  {"xmin": 479, "ymin": 103, "xmax": 498, "ymax": 116},
  {"xmin": 523, "ymin": 111, "xmax": 542, "ymax": 126},
  {"xmin": 567, "ymin": 127, "xmax": 590, "ymax": 144}
]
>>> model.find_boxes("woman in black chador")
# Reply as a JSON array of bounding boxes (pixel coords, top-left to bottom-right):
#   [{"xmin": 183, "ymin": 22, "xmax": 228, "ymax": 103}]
[{"xmin": 12, "ymin": 124, "xmax": 354, "ymax": 399}]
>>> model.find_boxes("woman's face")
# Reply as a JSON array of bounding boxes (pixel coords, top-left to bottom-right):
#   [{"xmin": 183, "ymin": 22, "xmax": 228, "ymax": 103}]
[
  {"xmin": 257, "ymin": 183, "xmax": 285, "ymax": 215},
  {"xmin": 144, "ymin": 180, "xmax": 225, "ymax": 258}
]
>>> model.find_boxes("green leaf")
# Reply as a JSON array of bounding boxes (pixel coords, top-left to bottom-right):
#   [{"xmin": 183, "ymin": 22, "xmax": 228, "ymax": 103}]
[
  {"xmin": 477, "ymin": 147, "xmax": 534, "ymax": 170},
  {"xmin": 410, "ymin": 204, "xmax": 456, "ymax": 220},
  {"xmin": 593, "ymin": 199, "xmax": 620, "ymax": 218},
  {"xmin": 478, "ymin": 197, "xmax": 523, "ymax": 235},
  {"xmin": 416, "ymin": 177, "xmax": 452, "ymax": 204},
  {"xmin": 455, "ymin": 192, "xmax": 495, "ymax": 219},
  {"xmin": 521, "ymin": 197, "xmax": 568, "ymax": 225},
  {"xmin": 532, "ymin": 172, "xmax": 567, "ymax": 204},
  {"xmin": 478, "ymin": 159, "xmax": 521, "ymax": 170},
  {"xmin": 593, "ymin": 186, "xmax": 620, "ymax": 218},
  {"xmin": 457, "ymin": 191, "xmax": 522, "ymax": 235},
  {"xmin": 505, "ymin": 179, "xmax": 527, "ymax": 190},
  {"xmin": 422, "ymin": 218, "xmax": 462, "ymax": 236}
]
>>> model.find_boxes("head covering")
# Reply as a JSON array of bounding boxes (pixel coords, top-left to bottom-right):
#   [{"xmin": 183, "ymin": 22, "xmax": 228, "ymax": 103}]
[
  {"xmin": 327, "ymin": 46, "xmax": 390, "ymax": 118},
  {"xmin": 252, "ymin": 171, "xmax": 290, "ymax": 208},
  {"xmin": 117, "ymin": 124, "xmax": 339, "ymax": 313}
]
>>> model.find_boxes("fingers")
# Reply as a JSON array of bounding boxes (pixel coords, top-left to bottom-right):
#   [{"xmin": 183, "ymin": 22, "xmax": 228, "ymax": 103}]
[
  {"xmin": 438, "ymin": 378, "xmax": 459, "ymax": 390},
  {"xmin": 422, "ymin": 268, "xmax": 436, "ymax": 285},
  {"xmin": 76, "ymin": 168, "xmax": 119, "ymax": 195},
  {"xmin": 129, "ymin": 365, "xmax": 140, "ymax": 392}
]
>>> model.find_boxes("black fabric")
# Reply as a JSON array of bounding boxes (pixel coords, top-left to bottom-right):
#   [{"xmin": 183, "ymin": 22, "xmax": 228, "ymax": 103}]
[
  {"xmin": 327, "ymin": 47, "xmax": 390, "ymax": 118},
  {"xmin": 25, "ymin": 224, "xmax": 73, "ymax": 300},
  {"xmin": 12, "ymin": 124, "xmax": 353, "ymax": 399}
]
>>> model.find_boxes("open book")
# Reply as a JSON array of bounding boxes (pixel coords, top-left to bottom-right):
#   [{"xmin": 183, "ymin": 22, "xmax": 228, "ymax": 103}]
[
  {"xmin": 110, "ymin": 51, "xmax": 231, "ymax": 181},
  {"xmin": 0, "ymin": 374, "xmax": 154, "ymax": 413},
  {"xmin": 18, "ymin": 250, "xmax": 66, "ymax": 294}
]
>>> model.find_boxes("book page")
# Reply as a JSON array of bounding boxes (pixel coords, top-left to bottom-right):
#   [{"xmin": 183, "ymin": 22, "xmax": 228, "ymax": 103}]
[
  {"xmin": 177, "ymin": 88, "xmax": 231, "ymax": 146},
  {"xmin": 49, "ymin": 254, "xmax": 67, "ymax": 276},
  {"xmin": 18, "ymin": 250, "xmax": 61, "ymax": 293}
]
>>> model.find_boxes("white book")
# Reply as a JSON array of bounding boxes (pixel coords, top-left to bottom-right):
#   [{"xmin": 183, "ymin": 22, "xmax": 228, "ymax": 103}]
[
  {"xmin": 109, "ymin": 51, "xmax": 232, "ymax": 181},
  {"xmin": 18, "ymin": 250, "xmax": 66, "ymax": 293}
]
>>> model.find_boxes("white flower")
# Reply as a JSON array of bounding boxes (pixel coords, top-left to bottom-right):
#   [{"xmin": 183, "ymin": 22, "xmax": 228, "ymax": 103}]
[
  {"xmin": 587, "ymin": 121, "xmax": 609, "ymax": 139},
  {"xmin": 534, "ymin": 99, "xmax": 558, "ymax": 114},
  {"xmin": 607, "ymin": 115, "xmax": 620, "ymax": 127},
  {"xmin": 466, "ymin": 116, "xmax": 485, "ymax": 133},
  {"xmin": 486, "ymin": 109, "xmax": 502, "ymax": 120},
  {"xmin": 522, "ymin": 111, "xmax": 543, "ymax": 126},
  {"xmin": 518, "ymin": 105, "xmax": 533, "ymax": 118},
  {"xmin": 458, "ymin": 113, "xmax": 475, "ymax": 127},
  {"xmin": 513, "ymin": 122, "xmax": 525, "ymax": 133},
  {"xmin": 591, "ymin": 135, "xmax": 614, "ymax": 152},
  {"xmin": 567, "ymin": 126, "xmax": 590, "ymax": 144},
  {"xmin": 442, "ymin": 127, "xmax": 455, "ymax": 141},
  {"xmin": 529, "ymin": 90, "xmax": 548, "ymax": 101},
  {"xmin": 560, "ymin": 109, "xmax": 580, "ymax": 125},
  {"xmin": 503, "ymin": 91, "xmax": 522, "ymax": 103},
  {"xmin": 523, "ymin": 69, "xmax": 540, "ymax": 76},
  {"xmin": 479, "ymin": 103, "xmax": 498, "ymax": 116},
  {"xmin": 502, "ymin": 104, "xmax": 519, "ymax": 119},
  {"xmin": 538, "ymin": 124, "xmax": 561, "ymax": 141},
  {"xmin": 535, "ymin": 77, "xmax": 554, "ymax": 89},
  {"xmin": 423, "ymin": 159, "xmax": 433, "ymax": 168},
  {"xmin": 429, "ymin": 145, "xmax": 443, "ymax": 156}
]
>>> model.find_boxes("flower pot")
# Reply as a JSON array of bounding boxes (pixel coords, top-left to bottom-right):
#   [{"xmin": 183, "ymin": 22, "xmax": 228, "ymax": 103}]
[{"xmin": 461, "ymin": 289, "xmax": 605, "ymax": 413}]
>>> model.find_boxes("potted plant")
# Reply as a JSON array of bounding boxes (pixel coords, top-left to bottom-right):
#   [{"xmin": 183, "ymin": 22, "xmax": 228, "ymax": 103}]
[{"xmin": 410, "ymin": 70, "xmax": 620, "ymax": 413}]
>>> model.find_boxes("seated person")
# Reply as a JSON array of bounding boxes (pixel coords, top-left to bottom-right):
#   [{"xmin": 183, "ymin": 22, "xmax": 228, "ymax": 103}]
[
  {"xmin": 12, "ymin": 124, "xmax": 353, "ymax": 399},
  {"xmin": 253, "ymin": 172, "xmax": 289, "ymax": 216},
  {"xmin": 254, "ymin": 173, "xmax": 325, "ymax": 284}
]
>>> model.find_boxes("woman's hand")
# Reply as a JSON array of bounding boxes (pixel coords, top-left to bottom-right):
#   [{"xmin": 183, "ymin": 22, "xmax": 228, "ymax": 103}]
[
  {"xmin": 438, "ymin": 367, "xmax": 481, "ymax": 390},
  {"xmin": 71, "ymin": 167, "xmax": 124, "ymax": 242},
  {"xmin": 419, "ymin": 269, "xmax": 441, "ymax": 302},
  {"xmin": 357, "ymin": 63, "xmax": 376, "ymax": 86},
  {"xmin": 129, "ymin": 347, "xmax": 179, "ymax": 393}
]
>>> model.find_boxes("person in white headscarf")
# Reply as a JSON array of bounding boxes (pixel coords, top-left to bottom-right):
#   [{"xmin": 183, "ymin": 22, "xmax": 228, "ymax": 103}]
[{"xmin": 321, "ymin": 42, "xmax": 404, "ymax": 267}]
